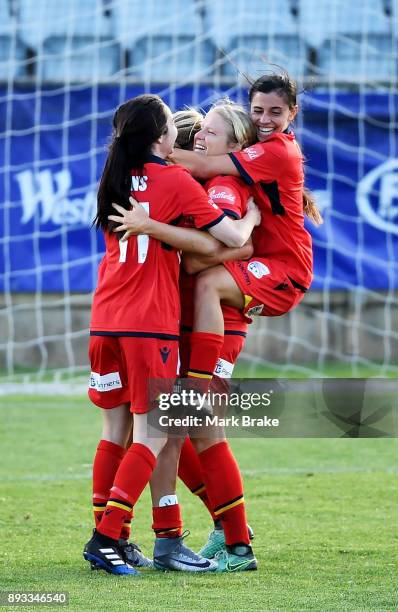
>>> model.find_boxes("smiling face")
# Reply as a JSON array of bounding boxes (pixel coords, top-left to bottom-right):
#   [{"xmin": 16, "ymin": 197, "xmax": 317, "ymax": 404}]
[
  {"xmin": 250, "ymin": 91, "xmax": 298, "ymax": 143},
  {"xmin": 193, "ymin": 108, "xmax": 240, "ymax": 156}
]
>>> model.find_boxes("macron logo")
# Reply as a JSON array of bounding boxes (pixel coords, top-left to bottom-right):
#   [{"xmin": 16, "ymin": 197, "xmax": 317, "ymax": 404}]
[{"xmin": 90, "ymin": 371, "xmax": 122, "ymax": 392}]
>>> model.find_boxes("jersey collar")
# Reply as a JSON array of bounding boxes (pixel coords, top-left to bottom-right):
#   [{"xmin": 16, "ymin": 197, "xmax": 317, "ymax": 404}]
[
  {"xmin": 283, "ymin": 125, "xmax": 295, "ymax": 139},
  {"xmin": 148, "ymin": 154, "xmax": 168, "ymax": 165}
]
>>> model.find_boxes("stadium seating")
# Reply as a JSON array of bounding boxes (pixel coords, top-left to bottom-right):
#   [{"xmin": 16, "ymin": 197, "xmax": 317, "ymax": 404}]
[
  {"xmin": 111, "ymin": 0, "xmax": 215, "ymax": 81},
  {"xmin": 203, "ymin": 0, "xmax": 305, "ymax": 80},
  {"xmin": 0, "ymin": 2, "xmax": 25, "ymax": 80},
  {"xmin": 7, "ymin": 0, "xmax": 397, "ymax": 83},
  {"xmin": 299, "ymin": 0, "xmax": 396, "ymax": 81},
  {"xmin": 17, "ymin": 0, "xmax": 119, "ymax": 81}
]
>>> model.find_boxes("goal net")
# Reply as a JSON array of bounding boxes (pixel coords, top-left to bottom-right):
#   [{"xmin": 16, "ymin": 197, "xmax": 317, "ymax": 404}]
[{"xmin": 0, "ymin": 0, "xmax": 397, "ymax": 385}]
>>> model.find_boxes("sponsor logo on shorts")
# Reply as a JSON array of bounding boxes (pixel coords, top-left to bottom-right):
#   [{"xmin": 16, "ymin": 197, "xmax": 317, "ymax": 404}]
[
  {"xmin": 208, "ymin": 186, "xmax": 236, "ymax": 204},
  {"xmin": 247, "ymin": 304, "xmax": 264, "ymax": 316},
  {"xmin": 242, "ymin": 144, "xmax": 264, "ymax": 161},
  {"xmin": 89, "ymin": 371, "xmax": 122, "ymax": 392},
  {"xmin": 214, "ymin": 358, "xmax": 234, "ymax": 379},
  {"xmin": 237, "ymin": 261, "xmax": 251, "ymax": 285},
  {"xmin": 247, "ymin": 261, "xmax": 270, "ymax": 279}
]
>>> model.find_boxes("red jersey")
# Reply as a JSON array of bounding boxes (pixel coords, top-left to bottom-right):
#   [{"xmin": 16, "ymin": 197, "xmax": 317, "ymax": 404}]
[
  {"xmin": 90, "ymin": 156, "xmax": 225, "ymax": 336},
  {"xmin": 180, "ymin": 175, "xmax": 250, "ymax": 332},
  {"xmin": 229, "ymin": 131, "xmax": 313, "ymax": 289}
]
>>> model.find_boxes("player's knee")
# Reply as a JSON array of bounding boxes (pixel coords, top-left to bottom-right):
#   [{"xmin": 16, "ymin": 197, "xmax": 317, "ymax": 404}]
[
  {"xmin": 195, "ymin": 269, "xmax": 222, "ymax": 299},
  {"xmin": 191, "ymin": 437, "xmax": 225, "ymax": 454},
  {"xmin": 101, "ymin": 429, "xmax": 129, "ymax": 447},
  {"xmin": 158, "ymin": 436, "xmax": 185, "ymax": 460},
  {"xmin": 132, "ymin": 433, "xmax": 168, "ymax": 457},
  {"xmin": 101, "ymin": 405, "xmax": 132, "ymax": 447}
]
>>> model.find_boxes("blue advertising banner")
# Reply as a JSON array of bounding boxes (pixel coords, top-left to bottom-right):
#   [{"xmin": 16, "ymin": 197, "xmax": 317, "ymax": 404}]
[{"xmin": 0, "ymin": 85, "xmax": 397, "ymax": 292}]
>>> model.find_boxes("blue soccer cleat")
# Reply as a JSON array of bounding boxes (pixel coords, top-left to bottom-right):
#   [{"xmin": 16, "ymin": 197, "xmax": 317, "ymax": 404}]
[{"xmin": 153, "ymin": 531, "xmax": 217, "ymax": 572}]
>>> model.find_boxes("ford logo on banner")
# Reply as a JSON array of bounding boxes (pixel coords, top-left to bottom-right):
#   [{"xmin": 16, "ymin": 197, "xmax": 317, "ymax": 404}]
[{"xmin": 357, "ymin": 159, "xmax": 398, "ymax": 235}]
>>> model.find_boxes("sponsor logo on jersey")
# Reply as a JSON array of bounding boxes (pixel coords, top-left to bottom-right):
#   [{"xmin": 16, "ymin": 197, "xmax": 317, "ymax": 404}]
[
  {"xmin": 214, "ymin": 358, "xmax": 234, "ymax": 379},
  {"xmin": 160, "ymin": 346, "xmax": 171, "ymax": 364},
  {"xmin": 89, "ymin": 371, "xmax": 122, "ymax": 392},
  {"xmin": 208, "ymin": 186, "xmax": 236, "ymax": 204},
  {"xmin": 247, "ymin": 304, "xmax": 264, "ymax": 316},
  {"xmin": 131, "ymin": 175, "xmax": 148, "ymax": 192},
  {"xmin": 242, "ymin": 145, "xmax": 264, "ymax": 162},
  {"xmin": 247, "ymin": 261, "xmax": 270, "ymax": 279},
  {"xmin": 357, "ymin": 159, "xmax": 398, "ymax": 235}
]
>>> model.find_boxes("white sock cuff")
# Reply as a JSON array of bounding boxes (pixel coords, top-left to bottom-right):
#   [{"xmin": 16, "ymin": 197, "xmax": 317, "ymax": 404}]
[{"xmin": 158, "ymin": 494, "xmax": 179, "ymax": 507}]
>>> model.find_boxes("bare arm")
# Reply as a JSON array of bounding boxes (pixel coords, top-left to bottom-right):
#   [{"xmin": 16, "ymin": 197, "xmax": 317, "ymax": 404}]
[
  {"xmin": 109, "ymin": 197, "xmax": 261, "ymax": 250},
  {"xmin": 141, "ymin": 220, "xmax": 221, "ymax": 255},
  {"xmin": 108, "ymin": 202, "xmax": 221, "ymax": 255},
  {"xmin": 169, "ymin": 149, "xmax": 240, "ymax": 180},
  {"xmin": 183, "ymin": 239, "xmax": 254, "ymax": 275},
  {"xmin": 208, "ymin": 198, "xmax": 260, "ymax": 247}
]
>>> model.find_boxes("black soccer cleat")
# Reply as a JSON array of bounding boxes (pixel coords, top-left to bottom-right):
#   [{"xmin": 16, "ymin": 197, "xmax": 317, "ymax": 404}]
[{"xmin": 83, "ymin": 529, "xmax": 140, "ymax": 576}]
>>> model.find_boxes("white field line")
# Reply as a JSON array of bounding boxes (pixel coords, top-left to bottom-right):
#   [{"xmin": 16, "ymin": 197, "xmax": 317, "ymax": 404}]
[
  {"xmin": 1, "ymin": 466, "xmax": 397, "ymax": 483},
  {"xmin": 0, "ymin": 383, "xmax": 87, "ymax": 396}
]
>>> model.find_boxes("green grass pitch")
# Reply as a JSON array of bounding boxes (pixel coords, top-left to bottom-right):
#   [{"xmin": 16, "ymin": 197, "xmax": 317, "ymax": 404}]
[{"xmin": 1, "ymin": 396, "xmax": 397, "ymax": 611}]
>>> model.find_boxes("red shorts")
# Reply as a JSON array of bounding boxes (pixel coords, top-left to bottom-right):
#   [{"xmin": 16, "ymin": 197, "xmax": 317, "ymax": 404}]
[
  {"xmin": 88, "ymin": 335, "xmax": 179, "ymax": 413},
  {"xmin": 224, "ymin": 258, "xmax": 306, "ymax": 318},
  {"xmin": 179, "ymin": 329, "xmax": 246, "ymax": 379}
]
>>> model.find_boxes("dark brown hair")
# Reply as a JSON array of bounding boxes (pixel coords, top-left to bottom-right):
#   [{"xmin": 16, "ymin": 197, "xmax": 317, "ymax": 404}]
[
  {"xmin": 249, "ymin": 72, "xmax": 298, "ymax": 108},
  {"xmin": 249, "ymin": 73, "xmax": 323, "ymax": 225},
  {"xmin": 95, "ymin": 94, "xmax": 168, "ymax": 231}
]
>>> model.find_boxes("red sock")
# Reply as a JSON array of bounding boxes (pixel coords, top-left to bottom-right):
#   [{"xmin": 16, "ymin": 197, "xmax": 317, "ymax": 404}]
[
  {"xmin": 187, "ymin": 332, "xmax": 224, "ymax": 391},
  {"xmin": 152, "ymin": 505, "xmax": 183, "ymax": 538},
  {"xmin": 198, "ymin": 441, "xmax": 249, "ymax": 546},
  {"xmin": 98, "ymin": 443, "xmax": 156, "ymax": 540},
  {"xmin": 92, "ymin": 440, "xmax": 126, "ymax": 528},
  {"xmin": 178, "ymin": 437, "xmax": 215, "ymax": 519},
  {"xmin": 120, "ymin": 512, "xmax": 132, "ymax": 541}
]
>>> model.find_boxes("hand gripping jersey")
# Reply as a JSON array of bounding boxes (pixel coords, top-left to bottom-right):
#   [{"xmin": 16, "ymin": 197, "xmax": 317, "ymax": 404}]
[
  {"xmin": 179, "ymin": 175, "xmax": 250, "ymax": 334},
  {"xmin": 229, "ymin": 131, "xmax": 313, "ymax": 291},
  {"xmin": 90, "ymin": 155, "xmax": 225, "ymax": 337}
]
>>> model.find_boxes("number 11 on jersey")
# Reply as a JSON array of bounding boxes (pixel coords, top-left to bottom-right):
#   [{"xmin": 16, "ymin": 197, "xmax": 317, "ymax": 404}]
[
  {"xmin": 137, "ymin": 202, "xmax": 150, "ymax": 263},
  {"xmin": 118, "ymin": 202, "xmax": 150, "ymax": 264}
]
